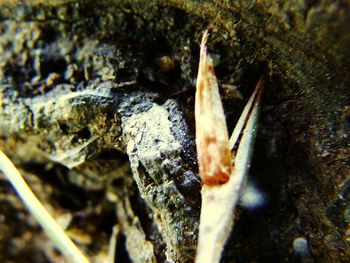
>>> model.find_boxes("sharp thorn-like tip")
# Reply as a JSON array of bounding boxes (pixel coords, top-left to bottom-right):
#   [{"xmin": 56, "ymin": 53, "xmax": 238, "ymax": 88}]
[
  {"xmin": 257, "ymin": 75, "xmax": 265, "ymax": 89},
  {"xmin": 200, "ymin": 30, "xmax": 209, "ymax": 52},
  {"xmin": 255, "ymin": 75, "xmax": 265, "ymax": 101},
  {"xmin": 201, "ymin": 30, "xmax": 208, "ymax": 44}
]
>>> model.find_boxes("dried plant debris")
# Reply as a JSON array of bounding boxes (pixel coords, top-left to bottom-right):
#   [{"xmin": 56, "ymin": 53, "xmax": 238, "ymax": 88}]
[
  {"xmin": 0, "ymin": 150, "xmax": 89, "ymax": 263},
  {"xmin": 195, "ymin": 31, "xmax": 264, "ymax": 263},
  {"xmin": 195, "ymin": 31, "xmax": 233, "ymax": 186}
]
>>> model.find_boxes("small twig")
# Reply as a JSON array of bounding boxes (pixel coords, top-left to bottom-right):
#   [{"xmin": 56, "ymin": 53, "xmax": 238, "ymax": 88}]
[{"xmin": 0, "ymin": 150, "xmax": 90, "ymax": 263}]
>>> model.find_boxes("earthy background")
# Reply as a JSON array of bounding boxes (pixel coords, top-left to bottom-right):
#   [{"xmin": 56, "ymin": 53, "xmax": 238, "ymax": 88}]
[{"xmin": 0, "ymin": 1, "xmax": 349, "ymax": 262}]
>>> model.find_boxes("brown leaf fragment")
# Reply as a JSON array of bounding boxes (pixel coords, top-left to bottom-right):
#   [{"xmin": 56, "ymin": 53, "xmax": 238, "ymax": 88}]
[{"xmin": 195, "ymin": 30, "xmax": 233, "ymax": 185}]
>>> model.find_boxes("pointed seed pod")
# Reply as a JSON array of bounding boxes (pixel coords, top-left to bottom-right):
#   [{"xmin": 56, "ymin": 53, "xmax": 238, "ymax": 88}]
[{"xmin": 195, "ymin": 31, "xmax": 233, "ymax": 185}]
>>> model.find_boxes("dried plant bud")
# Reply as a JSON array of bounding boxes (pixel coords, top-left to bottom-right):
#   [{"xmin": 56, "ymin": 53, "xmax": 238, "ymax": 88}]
[{"xmin": 195, "ymin": 31, "xmax": 233, "ymax": 185}]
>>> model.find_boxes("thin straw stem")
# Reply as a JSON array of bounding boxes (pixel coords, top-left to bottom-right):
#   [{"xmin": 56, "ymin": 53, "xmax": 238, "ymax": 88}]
[{"xmin": 0, "ymin": 150, "xmax": 89, "ymax": 263}]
